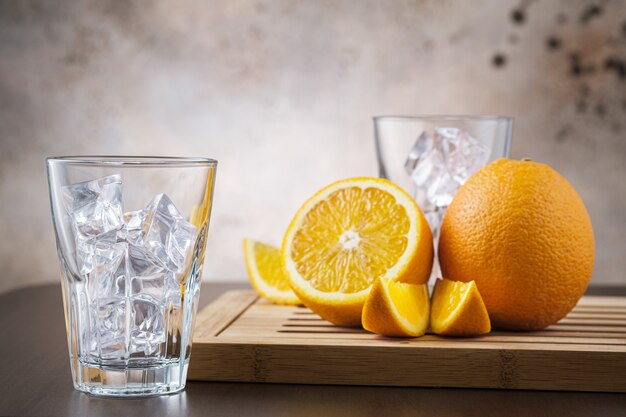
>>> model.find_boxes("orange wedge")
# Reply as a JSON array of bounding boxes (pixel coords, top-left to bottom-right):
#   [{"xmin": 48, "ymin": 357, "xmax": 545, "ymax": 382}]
[
  {"xmin": 243, "ymin": 239, "xmax": 301, "ymax": 305},
  {"xmin": 430, "ymin": 278, "xmax": 491, "ymax": 336},
  {"xmin": 281, "ymin": 177, "xmax": 433, "ymax": 326},
  {"xmin": 362, "ymin": 278, "xmax": 430, "ymax": 337}
]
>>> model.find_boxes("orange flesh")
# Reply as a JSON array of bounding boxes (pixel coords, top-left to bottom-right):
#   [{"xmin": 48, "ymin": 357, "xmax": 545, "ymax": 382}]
[
  {"xmin": 388, "ymin": 281, "xmax": 426, "ymax": 325},
  {"xmin": 250, "ymin": 241, "xmax": 291, "ymax": 291},
  {"xmin": 431, "ymin": 279, "xmax": 472, "ymax": 322},
  {"xmin": 290, "ymin": 186, "xmax": 410, "ymax": 293}
]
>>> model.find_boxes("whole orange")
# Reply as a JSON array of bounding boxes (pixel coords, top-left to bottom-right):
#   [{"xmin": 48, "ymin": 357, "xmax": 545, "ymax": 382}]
[{"xmin": 438, "ymin": 158, "xmax": 595, "ymax": 330}]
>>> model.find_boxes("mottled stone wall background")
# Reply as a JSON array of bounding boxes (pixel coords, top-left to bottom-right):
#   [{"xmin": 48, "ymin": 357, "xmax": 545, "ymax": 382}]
[{"xmin": 1, "ymin": 0, "xmax": 625, "ymax": 294}]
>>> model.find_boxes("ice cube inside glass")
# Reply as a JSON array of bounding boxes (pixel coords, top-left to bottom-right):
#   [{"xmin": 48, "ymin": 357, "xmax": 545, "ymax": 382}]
[{"xmin": 47, "ymin": 157, "xmax": 217, "ymax": 397}]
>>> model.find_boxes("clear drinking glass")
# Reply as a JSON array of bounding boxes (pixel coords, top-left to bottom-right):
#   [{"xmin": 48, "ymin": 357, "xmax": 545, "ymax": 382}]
[
  {"xmin": 46, "ymin": 156, "xmax": 217, "ymax": 397},
  {"xmin": 373, "ymin": 116, "xmax": 512, "ymax": 279}
]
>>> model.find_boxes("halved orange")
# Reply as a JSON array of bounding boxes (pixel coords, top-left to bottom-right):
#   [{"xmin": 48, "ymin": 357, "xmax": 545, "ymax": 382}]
[
  {"xmin": 281, "ymin": 177, "xmax": 433, "ymax": 326},
  {"xmin": 430, "ymin": 278, "xmax": 491, "ymax": 336},
  {"xmin": 362, "ymin": 278, "xmax": 430, "ymax": 337},
  {"xmin": 243, "ymin": 238, "xmax": 301, "ymax": 305}
]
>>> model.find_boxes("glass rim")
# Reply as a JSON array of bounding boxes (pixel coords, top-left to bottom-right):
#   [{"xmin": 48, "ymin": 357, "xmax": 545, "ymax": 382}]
[
  {"xmin": 373, "ymin": 115, "xmax": 513, "ymax": 122},
  {"xmin": 46, "ymin": 155, "xmax": 218, "ymax": 168}
]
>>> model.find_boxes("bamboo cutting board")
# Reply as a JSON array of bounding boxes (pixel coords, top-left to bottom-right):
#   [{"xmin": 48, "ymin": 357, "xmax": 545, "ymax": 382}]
[{"xmin": 188, "ymin": 291, "xmax": 626, "ymax": 392}]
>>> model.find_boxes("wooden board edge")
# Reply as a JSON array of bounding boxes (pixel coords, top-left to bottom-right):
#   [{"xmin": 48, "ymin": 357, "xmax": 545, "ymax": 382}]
[
  {"xmin": 193, "ymin": 290, "xmax": 259, "ymax": 340},
  {"xmin": 187, "ymin": 342, "xmax": 626, "ymax": 393},
  {"xmin": 192, "ymin": 335, "xmax": 626, "ymax": 352}
]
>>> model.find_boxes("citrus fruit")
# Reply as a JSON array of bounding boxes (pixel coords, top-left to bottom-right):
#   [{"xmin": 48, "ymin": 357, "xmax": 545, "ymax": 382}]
[
  {"xmin": 243, "ymin": 238, "xmax": 301, "ymax": 305},
  {"xmin": 362, "ymin": 278, "xmax": 430, "ymax": 337},
  {"xmin": 439, "ymin": 158, "xmax": 595, "ymax": 330},
  {"xmin": 430, "ymin": 278, "xmax": 491, "ymax": 336},
  {"xmin": 281, "ymin": 177, "xmax": 433, "ymax": 326}
]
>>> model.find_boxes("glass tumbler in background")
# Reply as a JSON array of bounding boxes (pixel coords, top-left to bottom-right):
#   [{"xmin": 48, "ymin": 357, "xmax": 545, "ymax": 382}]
[
  {"xmin": 373, "ymin": 116, "xmax": 512, "ymax": 280},
  {"xmin": 47, "ymin": 156, "xmax": 217, "ymax": 397}
]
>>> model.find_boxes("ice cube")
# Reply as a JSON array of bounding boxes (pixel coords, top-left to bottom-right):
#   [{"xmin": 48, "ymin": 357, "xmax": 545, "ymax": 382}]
[
  {"xmin": 62, "ymin": 175, "xmax": 124, "ymax": 239},
  {"xmin": 444, "ymin": 129, "xmax": 490, "ymax": 184},
  {"xmin": 85, "ymin": 241, "xmax": 130, "ymax": 360},
  {"xmin": 128, "ymin": 244, "xmax": 166, "ymax": 279},
  {"xmin": 93, "ymin": 297, "xmax": 129, "ymax": 360},
  {"xmin": 128, "ymin": 244, "xmax": 168, "ymax": 299},
  {"xmin": 120, "ymin": 210, "xmax": 148, "ymax": 246},
  {"xmin": 409, "ymin": 142, "xmax": 444, "ymax": 190},
  {"xmin": 85, "ymin": 241, "xmax": 128, "ymax": 299},
  {"xmin": 429, "ymin": 170, "xmax": 460, "ymax": 207},
  {"xmin": 433, "ymin": 127, "xmax": 461, "ymax": 142},
  {"xmin": 130, "ymin": 294, "xmax": 166, "ymax": 356},
  {"xmin": 76, "ymin": 229, "xmax": 119, "ymax": 275},
  {"xmin": 404, "ymin": 131, "xmax": 433, "ymax": 175},
  {"xmin": 408, "ymin": 139, "xmax": 458, "ymax": 206},
  {"xmin": 141, "ymin": 194, "xmax": 198, "ymax": 273},
  {"xmin": 405, "ymin": 127, "xmax": 491, "ymax": 207}
]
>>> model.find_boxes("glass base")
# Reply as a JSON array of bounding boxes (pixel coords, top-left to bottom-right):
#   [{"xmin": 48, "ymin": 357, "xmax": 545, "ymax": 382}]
[{"xmin": 73, "ymin": 358, "xmax": 188, "ymax": 397}]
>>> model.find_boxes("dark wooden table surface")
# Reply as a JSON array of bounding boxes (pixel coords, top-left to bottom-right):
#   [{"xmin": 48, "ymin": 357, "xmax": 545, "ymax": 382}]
[{"xmin": 1, "ymin": 282, "xmax": 626, "ymax": 417}]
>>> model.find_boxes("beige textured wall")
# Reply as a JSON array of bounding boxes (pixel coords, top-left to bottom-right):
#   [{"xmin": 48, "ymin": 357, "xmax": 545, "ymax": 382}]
[{"xmin": 1, "ymin": 0, "xmax": 625, "ymax": 294}]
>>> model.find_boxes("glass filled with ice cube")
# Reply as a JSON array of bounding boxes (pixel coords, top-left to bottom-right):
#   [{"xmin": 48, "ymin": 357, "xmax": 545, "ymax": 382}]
[
  {"xmin": 373, "ymin": 116, "xmax": 512, "ymax": 279},
  {"xmin": 46, "ymin": 156, "xmax": 217, "ymax": 397}
]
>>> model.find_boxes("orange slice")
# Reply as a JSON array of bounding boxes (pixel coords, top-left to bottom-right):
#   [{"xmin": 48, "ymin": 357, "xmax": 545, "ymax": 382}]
[
  {"xmin": 430, "ymin": 278, "xmax": 491, "ymax": 336},
  {"xmin": 281, "ymin": 177, "xmax": 433, "ymax": 326},
  {"xmin": 362, "ymin": 278, "xmax": 430, "ymax": 337},
  {"xmin": 243, "ymin": 239, "xmax": 301, "ymax": 305}
]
